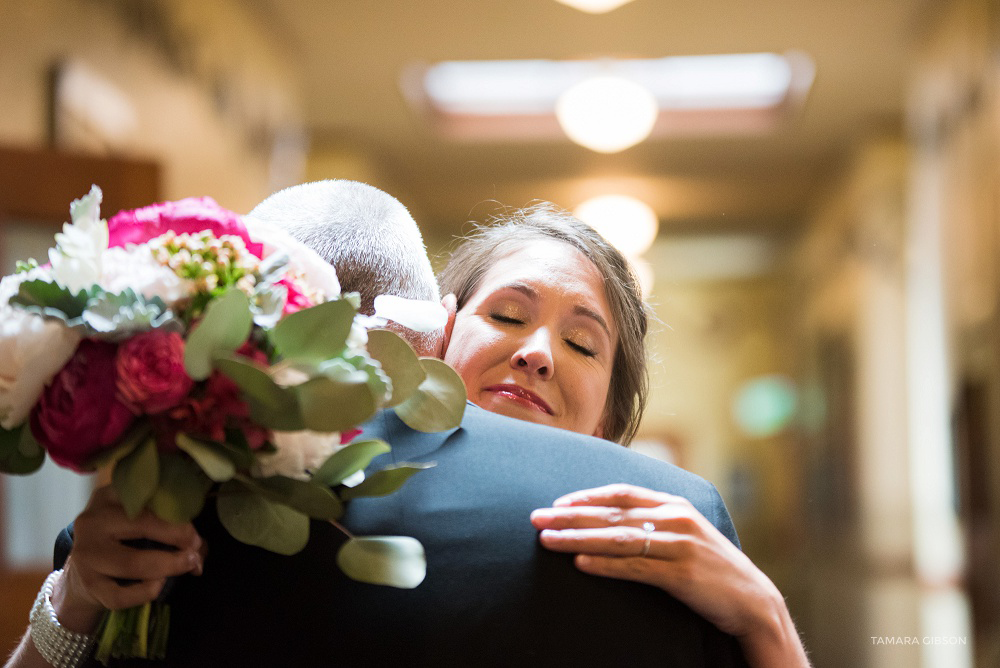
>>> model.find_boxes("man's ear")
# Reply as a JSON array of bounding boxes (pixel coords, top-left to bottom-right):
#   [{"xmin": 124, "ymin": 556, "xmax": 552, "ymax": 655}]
[{"xmin": 436, "ymin": 293, "xmax": 457, "ymax": 359}]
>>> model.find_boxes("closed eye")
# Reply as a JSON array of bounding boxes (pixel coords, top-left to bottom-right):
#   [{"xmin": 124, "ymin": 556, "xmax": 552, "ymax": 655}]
[
  {"xmin": 490, "ymin": 313, "xmax": 524, "ymax": 325},
  {"xmin": 566, "ymin": 340, "xmax": 597, "ymax": 357}
]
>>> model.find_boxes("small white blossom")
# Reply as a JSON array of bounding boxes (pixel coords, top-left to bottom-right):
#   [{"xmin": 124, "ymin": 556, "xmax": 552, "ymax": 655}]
[{"xmin": 254, "ymin": 430, "xmax": 342, "ymax": 480}]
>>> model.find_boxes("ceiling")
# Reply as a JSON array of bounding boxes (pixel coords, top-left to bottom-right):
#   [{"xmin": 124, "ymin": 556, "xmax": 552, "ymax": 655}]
[{"xmin": 254, "ymin": 0, "xmax": 935, "ymax": 242}]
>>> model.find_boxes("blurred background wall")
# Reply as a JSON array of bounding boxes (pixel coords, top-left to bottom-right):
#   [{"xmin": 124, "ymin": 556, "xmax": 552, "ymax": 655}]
[{"xmin": 1, "ymin": 0, "xmax": 999, "ymax": 666}]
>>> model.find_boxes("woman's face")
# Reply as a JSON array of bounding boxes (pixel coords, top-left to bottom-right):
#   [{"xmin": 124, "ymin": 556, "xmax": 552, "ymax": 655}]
[{"xmin": 444, "ymin": 239, "xmax": 618, "ymax": 437}]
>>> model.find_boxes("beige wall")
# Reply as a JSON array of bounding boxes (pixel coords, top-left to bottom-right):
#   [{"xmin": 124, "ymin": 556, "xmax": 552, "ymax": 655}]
[{"xmin": 0, "ymin": 0, "xmax": 305, "ymax": 213}]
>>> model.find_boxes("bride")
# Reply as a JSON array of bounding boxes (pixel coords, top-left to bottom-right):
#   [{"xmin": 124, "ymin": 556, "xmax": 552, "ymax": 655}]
[{"xmin": 436, "ymin": 203, "xmax": 809, "ymax": 668}]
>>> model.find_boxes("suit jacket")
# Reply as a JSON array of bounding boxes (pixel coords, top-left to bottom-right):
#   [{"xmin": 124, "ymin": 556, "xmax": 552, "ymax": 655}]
[{"xmin": 57, "ymin": 404, "xmax": 748, "ymax": 667}]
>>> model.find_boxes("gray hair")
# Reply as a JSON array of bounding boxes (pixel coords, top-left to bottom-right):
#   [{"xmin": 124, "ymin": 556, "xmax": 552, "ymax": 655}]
[{"xmin": 248, "ymin": 180, "xmax": 440, "ymax": 315}]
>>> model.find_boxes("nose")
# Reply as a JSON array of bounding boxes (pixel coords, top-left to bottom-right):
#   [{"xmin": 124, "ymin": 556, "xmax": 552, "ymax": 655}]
[{"xmin": 511, "ymin": 329, "xmax": 554, "ymax": 379}]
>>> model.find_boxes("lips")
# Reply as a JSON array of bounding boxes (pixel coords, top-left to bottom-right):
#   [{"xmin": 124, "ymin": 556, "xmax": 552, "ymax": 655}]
[{"xmin": 483, "ymin": 384, "xmax": 553, "ymax": 415}]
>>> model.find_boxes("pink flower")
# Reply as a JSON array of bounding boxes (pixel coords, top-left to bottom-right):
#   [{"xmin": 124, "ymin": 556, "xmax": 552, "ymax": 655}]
[
  {"xmin": 340, "ymin": 428, "xmax": 362, "ymax": 445},
  {"xmin": 116, "ymin": 331, "xmax": 193, "ymax": 414},
  {"xmin": 31, "ymin": 340, "xmax": 135, "ymax": 472},
  {"xmin": 278, "ymin": 277, "xmax": 314, "ymax": 315},
  {"xmin": 107, "ymin": 197, "xmax": 263, "ymax": 258}
]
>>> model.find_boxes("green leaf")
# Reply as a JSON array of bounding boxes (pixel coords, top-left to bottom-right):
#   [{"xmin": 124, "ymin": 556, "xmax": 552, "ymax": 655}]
[
  {"xmin": 183, "ymin": 290, "xmax": 253, "ymax": 381},
  {"xmin": 394, "ymin": 358, "xmax": 467, "ymax": 432},
  {"xmin": 217, "ymin": 480, "xmax": 310, "ymax": 555},
  {"xmin": 82, "ymin": 289, "xmax": 179, "ymax": 341},
  {"xmin": 176, "ymin": 433, "xmax": 236, "ymax": 482},
  {"xmin": 365, "ymin": 330, "xmax": 426, "ymax": 407},
  {"xmin": 9, "ymin": 280, "xmax": 95, "ymax": 320},
  {"xmin": 336, "ymin": 536, "xmax": 426, "ymax": 588},
  {"xmin": 112, "ymin": 438, "xmax": 159, "ymax": 519},
  {"xmin": 312, "ymin": 439, "xmax": 391, "ymax": 487},
  {"xmin": 339, "ymin": 462, "xmax": 434, "ymax": 501},
  {"xmin": 294, "ymin": 376, "xmax": 378, "ymax": 432},
  {"xmin": 147, "ymin": 455, "xmax": 212, "ymax": 523},
  {"xmin": 244, "ymin": 475, "xmax": 344, "ymax": 521},
  {"xmin": 213, "ymin": 355, "xmax": 303, "ymax": 430},
  {"xmin": 269, "ymin": 298, "xmax": 356, "ymax": 362},
  {"xmin": 0, "ymin": 424, "xmax": 45, "ymax": 474},
  {"xmin": 84, "ymin": 425, "xmax": 149, "ymax": 472}
]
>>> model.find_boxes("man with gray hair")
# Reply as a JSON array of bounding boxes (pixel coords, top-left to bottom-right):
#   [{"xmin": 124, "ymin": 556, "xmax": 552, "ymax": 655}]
[{"xmin": 12, "ymin": 180, "xmax": 762, "ymax": 667}]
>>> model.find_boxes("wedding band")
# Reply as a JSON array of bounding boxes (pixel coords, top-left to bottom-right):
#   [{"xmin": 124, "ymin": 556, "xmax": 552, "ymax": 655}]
[{"xmin": 639, "ymin": 521, "xmax": 655, "ymax": 558}]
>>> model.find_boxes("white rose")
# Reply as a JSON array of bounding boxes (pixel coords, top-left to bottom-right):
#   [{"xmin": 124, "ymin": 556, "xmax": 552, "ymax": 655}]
[
  {"xmin": 0, "ymin": 271, "xmax": 82, "ymax": 429},
  {"xmin": 254, "ymin": 430, "xmax": 342, "ymax": 480}
]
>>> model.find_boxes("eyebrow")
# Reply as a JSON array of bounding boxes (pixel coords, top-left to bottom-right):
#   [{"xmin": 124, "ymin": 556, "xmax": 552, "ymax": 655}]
[{"xmin": 502, "ymin": 282, "xmax": 613, "ymax": 339}]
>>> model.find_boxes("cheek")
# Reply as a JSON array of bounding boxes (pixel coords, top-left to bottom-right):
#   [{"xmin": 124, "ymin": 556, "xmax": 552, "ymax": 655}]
[{"xmin": 443, "ymin": 321, "xmax": 508, "ymax": 380}]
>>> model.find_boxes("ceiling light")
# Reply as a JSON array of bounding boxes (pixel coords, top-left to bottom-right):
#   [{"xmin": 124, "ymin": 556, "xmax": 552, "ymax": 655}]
[
  {"xmin": 554, "ymin": 0, "xmax": 635, "ymax": 13},
  {"xmin": 573, "ymin": 194, "xmax": 659, "ymax": 256},
  {"xmin": 556, "ymin": 76, "xmax": 658, "ymax": 152}
]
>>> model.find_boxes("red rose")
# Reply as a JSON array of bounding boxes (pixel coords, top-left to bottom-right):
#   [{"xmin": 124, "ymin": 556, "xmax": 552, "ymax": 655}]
[
  {"xmin": 31, "ymin": 340, "xmax": 135, "ymax": 472},
  {"xmin": 107, "ymin": 197, "xmax": 263, "ymax": 257},
  {"xmin": 116, "ymin": 330, "xmax": 194, "ymax": 414}
]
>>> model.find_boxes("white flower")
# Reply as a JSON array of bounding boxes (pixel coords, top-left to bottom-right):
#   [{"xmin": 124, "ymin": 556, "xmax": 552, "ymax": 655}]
[
  {"xmin": 0, "ymin": 270, "xmax": 82, "ymax": 429},
  {"xmin": 100, "ymin": 247, "xmax": 196, "ymax": 304},
  {"xmin": 244, "ymin": 216, "xmax": 341, "ymax": 300},
  {"xmin": 254, "ymin": 430, "xmax": 342, "ymax": 480},
  {"xmin": 48, "ymin": 185, "xmax": 108, "ymax": 293}
]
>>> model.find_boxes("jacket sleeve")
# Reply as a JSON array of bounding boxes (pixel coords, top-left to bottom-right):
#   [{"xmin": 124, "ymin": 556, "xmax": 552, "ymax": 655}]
[{"xmin": 54, "ymin": 522, "xmax": 74, "ymax": 570}]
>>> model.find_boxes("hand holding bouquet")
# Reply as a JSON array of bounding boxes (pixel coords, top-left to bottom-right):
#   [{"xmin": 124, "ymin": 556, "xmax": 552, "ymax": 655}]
[{"xmin": 0, "ymin": 187, "xmax": 466, "ymax": 663}]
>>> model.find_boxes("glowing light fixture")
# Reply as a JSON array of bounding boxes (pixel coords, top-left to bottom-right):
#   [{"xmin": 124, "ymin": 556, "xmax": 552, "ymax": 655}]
[
  {"xmin": 556, "ymin": 76, "xmax": 658, "ymax": 152},
  {"xmin": 573, "ymin": 195, "xmax": 659, "ymax": 257},
  {"xmin": 554, "ymin": 0, "xmax": 635, "ymax": 14}
]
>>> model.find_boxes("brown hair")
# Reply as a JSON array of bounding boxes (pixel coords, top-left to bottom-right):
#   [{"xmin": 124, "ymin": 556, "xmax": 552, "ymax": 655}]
[{"xmin": 438, "ymin": 203, "xmax": 649, "ymax": 445}]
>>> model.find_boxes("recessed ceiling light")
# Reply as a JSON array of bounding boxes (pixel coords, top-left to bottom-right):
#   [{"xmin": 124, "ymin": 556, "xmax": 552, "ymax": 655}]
[
  {"xmin": 555, "ymin": 76, "xmax": 658, "ymax": 152},
  {"xmin": 554, "ymin": 0, "xmax": 635, "ymax": 14},
  {"xmin": 573, "ymin": 194, "xmax": 659, "ymax": 256}
]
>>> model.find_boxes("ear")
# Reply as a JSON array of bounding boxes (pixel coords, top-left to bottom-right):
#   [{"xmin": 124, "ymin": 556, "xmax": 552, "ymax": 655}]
[{"xmin": 436, "ymin": 293, "xmax": 458, "ymax": 359}]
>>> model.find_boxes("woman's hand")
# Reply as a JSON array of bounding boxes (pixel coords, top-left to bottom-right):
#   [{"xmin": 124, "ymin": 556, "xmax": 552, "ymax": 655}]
[
  {"xmin": 530, "ymin": 483, "xmax": 810, "ymax": 668},
  {"xmin": 56, "ymin": 485, "xmax": 206, "ymax": 633}
]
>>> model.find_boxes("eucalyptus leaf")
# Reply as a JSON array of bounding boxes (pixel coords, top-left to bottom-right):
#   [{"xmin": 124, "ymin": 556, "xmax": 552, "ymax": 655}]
[
  {"xmin": 184, "ymin": 290, "xmax": 253, "ymax": 381},
  {"xmin": 217, "ymin": 480, "xmax": 310, "ymax": 555},
  {"xmin": 394, "ymin": 358, "xmax": 467, "ymax": 432},
  {"xmin": 365, "ymin": 330, "xmax": 426, "ymax": 407},
  {"xmin": 338, "ymin": 352, "xmax": 392, "ymax": 404},
  {"xmin": 147, "ymin": 455, "xmax": 212, "ymax": 523},
  {"xmin": 312, "ymin": 439, "xmax": 391, "ymax": 488},
  {"xmin": 85, "ymin": 425, "xmax": 150, "ymax": 473},
  {"xmin": 0, "ymin": 424, "xmax": 44, "ymax": 475},
  {"xmin": 294, "ymin": 376, "xmax": 378, "ymax": 432},
  {"xmin": 176, "ymin": 433, "xmax": 236, "ymax": 482},
  {"xmin": 245, "ymin": 475, "xmax": 344, "ymax": 520},
  {"xmin": 339, "ymin": 462, "xmax": 434, "ymax": 501},
  {"xmin": 214, "ymin": 355, "xmax": 303, "ymax": 430},
  {"xmin": 112, "ymin": 438, "xmax": 159, "ymax": 519},
  {"xmin": 336, "ymin": 536, "xmax": 426, "ymax": 588},
  {"xmin": 269, "ymin": 298, "xmax": 356, "ymax": 362}
]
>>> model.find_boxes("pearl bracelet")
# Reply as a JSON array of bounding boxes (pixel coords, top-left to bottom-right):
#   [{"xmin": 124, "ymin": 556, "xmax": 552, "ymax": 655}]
[{"xmin": 29, "ymin": 570, "xmax": 95, "ymax": 668}]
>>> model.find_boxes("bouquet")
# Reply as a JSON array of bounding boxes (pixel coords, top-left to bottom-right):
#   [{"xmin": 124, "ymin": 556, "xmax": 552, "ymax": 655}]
[{"xmin": 0, "ymin": 186, "xmax": 466, "ymax": 663}]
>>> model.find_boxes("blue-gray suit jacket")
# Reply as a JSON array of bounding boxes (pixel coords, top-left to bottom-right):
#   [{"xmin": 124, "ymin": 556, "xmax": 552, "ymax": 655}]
[{"xmin": 58, "ymin": 404, "xmax": 748, "ymax": 667}]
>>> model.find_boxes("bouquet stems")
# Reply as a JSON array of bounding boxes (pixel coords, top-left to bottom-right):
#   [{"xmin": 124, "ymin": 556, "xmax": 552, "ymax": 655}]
[{"xmin": 94, "ymin": 602, "xmax": 170, "ymax": 665}]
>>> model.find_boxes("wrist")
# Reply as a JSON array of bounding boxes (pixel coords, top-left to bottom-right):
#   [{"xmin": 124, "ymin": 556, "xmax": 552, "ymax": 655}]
[
  {"xmin": 736, "ymin": 584, "xmax": 810, "ymax": 668},
  {"xmin": 49, "ymin": 566, "xmax": 104, "ymax": 635},
  {"xmin": 30, "ymin": 570, "xmax": 98, "ymax": 668}
]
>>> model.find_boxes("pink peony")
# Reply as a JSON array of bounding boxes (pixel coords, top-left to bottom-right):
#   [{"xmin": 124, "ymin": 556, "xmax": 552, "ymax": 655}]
[
  {"xmin": 31, "ymin": 340, "xmax": 135, "ymax": 472},
  {"xmin": 116, "ymin": 330, "xmax": 194, "ymax": 414},
  {"xmin": 278, "ymin": 277, "xmax": 314, "ymax": 316},
  {"xmin": 107, "ymin": 197, "xmax": 263, "ymax": 258}
]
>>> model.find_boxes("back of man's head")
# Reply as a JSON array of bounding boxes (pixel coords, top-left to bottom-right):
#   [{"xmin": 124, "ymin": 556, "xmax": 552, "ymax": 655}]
[{"xmin": 248, "ymin": 180, "xmax": 440, "ymax": 315}]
